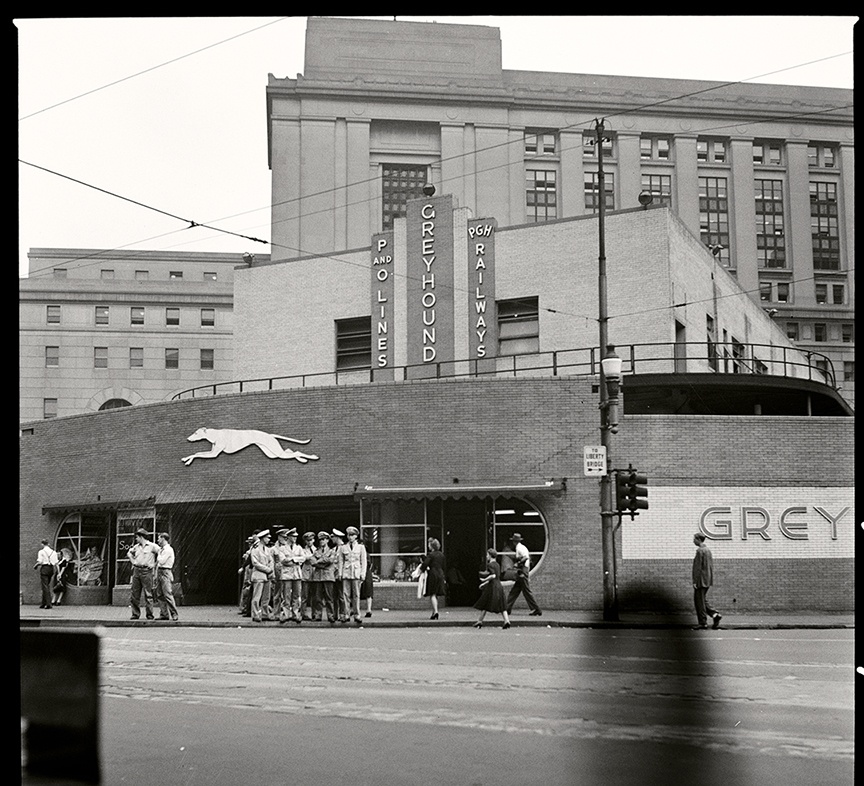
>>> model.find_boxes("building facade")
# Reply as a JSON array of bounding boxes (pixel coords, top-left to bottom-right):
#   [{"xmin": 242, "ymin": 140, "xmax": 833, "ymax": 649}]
[
  {"xmin": 19, "ymin": 248, "xmax": 258, "ymax": 422},
  {"xmin": 266, "ymin": 16, "xmax": 854, "ymax": 407}
]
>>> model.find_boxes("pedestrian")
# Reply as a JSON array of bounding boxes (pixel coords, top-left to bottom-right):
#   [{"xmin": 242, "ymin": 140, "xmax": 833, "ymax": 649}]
[
  {"xmin": 249, "ymin": 529, "xmax": 275, "ymax": 622},
  {"xmin": 337, "ymin": 526, "xmax": 367, "ymax": 625},
  {"xmin": 34, "ymin": 538, "xmax": 59, "ymax": 608},
  {"xmin": 127, "ymin": 528, "xmax": 159, "ymax": 620},
  {"xmin": 274, "ymin": 528, "xmax": 306, "ymax": 624},
  {"xmin": 360, "ymin": 530, "xmax": 376, "ymax": 618},
  {"xmin": 330, "ymin": 529, "xmax": 347, "ymax": 622},
  {"xmin": 310, "ymin": 530, "xmax": 337, "ymax": 622},
  {"xmin": 420, "ymin": 538, "xmax": 447, "ymax": 620},
  {"xmin": 472, "ymin": 548, "xmax": 511, "ymax": 629},
  {"xmin": 238, "ymin": 535, "xmax": 255, "ymax": 616},
  {"xmin": 154, "ymin": 533, "xmax": 179, "ymax": 621},
  {"xmin": 504, "ymin": 533, "xmax": 542, "ymax": 617},
  {"xmin": 51, "ymin": 547, "xmax": 75, "ymax": 606},
  {"xmin": 692, "ymin": 533, "xmax": 722, "ymax": 630},
  {"xmin": 300, "ymin": 531, "xmax": 317, "ymax": 620}
]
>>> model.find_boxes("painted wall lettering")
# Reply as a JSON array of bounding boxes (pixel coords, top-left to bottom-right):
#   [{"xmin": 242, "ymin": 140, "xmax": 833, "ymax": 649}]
[
  {"xmin": 371, "ymin": 232, "xmax": 394, "ymax": 370},
  {"xmin": 467, "ymin": 218, "xmax": 497, "ymax": 359}
]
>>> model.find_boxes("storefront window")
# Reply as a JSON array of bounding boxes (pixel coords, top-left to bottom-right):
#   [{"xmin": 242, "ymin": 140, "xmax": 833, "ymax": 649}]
[
  {"xmin": 361, "ymin": 499, "xmax": 442, "ymax": 583},
  {"xmin": 115, "ymin": 509, "xmax": 156, "ymax": 586},
  {"xmin": 55, "ymin": 512, "xmax": 109, "ymax": 586},
  {"xmin": 488, "ymin": 498, "xmax": 548, "ymax": 573}
]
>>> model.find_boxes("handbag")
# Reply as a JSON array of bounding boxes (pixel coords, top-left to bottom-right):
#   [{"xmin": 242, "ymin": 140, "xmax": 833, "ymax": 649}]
[
  {"xmin": 410, "ymin": 564, "xmax": 422, "ymax": 580},
  {"xmin": 416, "ymin": 570, "xmax": 427, "ymax": 598}
]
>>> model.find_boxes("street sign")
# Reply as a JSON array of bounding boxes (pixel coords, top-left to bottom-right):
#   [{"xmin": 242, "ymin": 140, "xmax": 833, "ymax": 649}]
[{"xmin": 583, "ymin": 445, "xmax": 607, "ymax": 476}]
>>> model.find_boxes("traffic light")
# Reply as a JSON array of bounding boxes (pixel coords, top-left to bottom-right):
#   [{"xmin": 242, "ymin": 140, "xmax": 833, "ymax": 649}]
[{"xmin": 615, "ymin": 466, "xmax": 649, "ymax": 518}]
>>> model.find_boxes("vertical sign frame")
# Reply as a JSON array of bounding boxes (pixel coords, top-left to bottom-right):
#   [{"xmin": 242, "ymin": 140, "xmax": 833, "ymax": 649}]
[
  {"xmin": 467, "ymin": 217, "xmax": 497, "ymax": 362},
  {"xmin": 371, "ymin": 231, "xmax": 394, "ymax": 377}
]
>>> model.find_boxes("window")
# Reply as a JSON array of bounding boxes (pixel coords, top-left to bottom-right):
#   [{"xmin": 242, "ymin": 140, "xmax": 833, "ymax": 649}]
[
  {"xmin": 99, "ymin": 399, "xmax": 131, "ymax": 410},
  {"xmin": 204, "ymin": 271, "xmax": 217, "ymax": 281},
  {"xmin": 810, "ymin": 182, "xmax": 840, "ymax": 270},
  {"xmin": 808, "ymin": 143, "xmax": 837, "ymax": 168},
  {"xmin": 94, "ymin": 347, "xmax": 108, "ymax": 368},
  {"xmin": 43, "ymin": 398, "xmax": 57, "ymax": 419},
  {"xmin": 753, "ymin": 141, "xmax": 783, "ymax": 166},
  {"xmin": 129, "ymin": 347, "xmax": 144, "ymax": 368},
  {"xmin": 335, "ymin": 317, "xmax": 372, "ymax": 372},
  {"xmin": 135, "ymin": 270, "xmax": 149, "ymax": 281},
  {"xmin": 696, "ymin": 138, "xmax": 727, "ymax": 163},
  {"xmin": 815, "ymin": 284, "xmax": 828, "ymax": 304},
  {"xmin": 46, "ymin": 305, "xmax": 61, "ymax": 324},
  {"xmin": 100, "ymin": 269, "xmax": 114, "ymax": 280},
  {"xmin": 776, "ymin": 283, "xmax": 789, "ymax": 303},
  {"xmin": 95, "ymin": 306, "xmax": 109, "ymax": 325},
  {"xmin": 200, "ymin": 348, "xmax": 214, "ymax": 370},
  {"xmin": 53, "ymin": 268, "xmax": 67, "ymax": 278},
  {"xmin": 760, "ymin": 280, "xmax": 789, "ymax": 304},
  {"xmin": 116, "ymin": 509, "xmax": 156, "ymax": 586},
  {"xmin": 759, "ymin": 283, "xmax": 771, "ymax": 302},
  {"xmin": 524, "ymin": 131, "xmax": 556, "ymax": 155},
  {"xmin": 131, "ymin": 307, "xmax": 144, "ymax": 325},
  {"xmin": 165, "ymin": 348, "xmax": 179, "ymax": 369},
  {"xmin": 56, "ymin": 512, "xmax": 109, "ymax": 587},
  {"xmin": 706, "ymin": 314, "xmax": 718, "ymax": 371},
  {"xmin": 497, "ymin": 297, "xmax": 539, "ymax": 356},
  {"xmin": 45, "ymin": 346, "xmax": 59, "ymax": 367},
  {"xmin": 526, "ymin": 169, "xmax": 557, "ymax": 222},
  {"xmin": 490, "ymin": 498, "xmax": 548, "ymax": 572},
  {"xmin": 814, "ymin": 323, "xmax": 827, "ymax": 342},
  {"xmin": 786, "ymin": 322, "xmax": 799, "ymax": 341},
  {"xmin": 832, "ymin": 284, "xmax": 845, "ymax": 305},
  {"xmin": 640, "ymin": 174, "xmax": 672, "ymax": 207},
  {"xmin": 843, "ymin": 362, "xmax": 854, "ymax": 382},
  {"xmin": 640, "ymin": 136, "xmax": 671, "ymax": 160},
  {"xmin": 583, "ymin": 131, "xmax": 614, "ymax": 159},
  {"xmin": 584, "ymin": 172, "xmax": 615, "ymax": 212},
  {"xmin": 699, "ymin": 177, "xmax": 730, "ymax": 266},
  {"xmin": 200, "ymin": 308, "xmax": 215, "ymax": 327},
  {"xmin": 169, "ymin": 271, "xmax": 183, "ymax": 280},
  {"xmin": 841, "ymin": 324, "xmax": 852, "ymax": 343},
  {"xmin": 755, "ymin": 179, "xmax": 785, "ymax": 267},
  {"xmin": 381, "ymin": 164, "xmax": 428, "ymax": 231},
  {"xmin": 166, "ymin": 307, "xmax": 180, "ymax": 326}
]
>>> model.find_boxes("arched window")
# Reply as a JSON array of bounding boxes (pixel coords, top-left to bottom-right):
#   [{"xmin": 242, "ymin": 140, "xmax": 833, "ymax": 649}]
[
  {"xmin": 488, "ymin": 498, "xmax": 548, "ymax": 574},
  {"xmin": 99, "ymin": 398, "xmax": 132, "ymax": 411},
  {"xmin": 55, "ymin": 512, "xmax": 108, "ymax": 586}
]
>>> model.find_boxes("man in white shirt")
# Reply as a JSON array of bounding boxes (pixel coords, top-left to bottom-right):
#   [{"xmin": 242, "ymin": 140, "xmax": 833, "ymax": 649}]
[
  {"xmin": 127, "ymin": 528, "xmax": 160, "ymax": 620},
  {"xmin": 33, "ymin": 538, "xmax": 59, "ymax": 608},
  {"xmin": 504, "ymin": 533, "xmax": 543, "ymax": 617},
  {"xmin": 155, "ymin": 532, "xmax": 179, "ymax": 621}
]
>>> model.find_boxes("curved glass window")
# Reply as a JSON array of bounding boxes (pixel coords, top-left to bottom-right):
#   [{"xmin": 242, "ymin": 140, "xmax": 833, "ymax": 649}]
[
  {"xmin": 55, "ymin": 512, "xmax": 109, "ymax": 586},
  {"xmin": 99, "ymin": 398, "xmax": 132, "ymax": 411},
  {"xmin": 488, "ymin": 498, "xmax": 548, "ymax": 574}
]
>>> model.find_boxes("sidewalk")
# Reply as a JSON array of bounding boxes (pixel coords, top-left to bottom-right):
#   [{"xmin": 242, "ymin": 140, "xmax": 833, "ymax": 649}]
[{"xmin": 19, "ymin": 603, "xmax": 854, "ymax": 629}]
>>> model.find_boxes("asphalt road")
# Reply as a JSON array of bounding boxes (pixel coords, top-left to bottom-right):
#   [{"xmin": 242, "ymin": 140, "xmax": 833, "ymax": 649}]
[{"xmin": 39, "ymin": 626, "xmax": 857, "ymax": 785}]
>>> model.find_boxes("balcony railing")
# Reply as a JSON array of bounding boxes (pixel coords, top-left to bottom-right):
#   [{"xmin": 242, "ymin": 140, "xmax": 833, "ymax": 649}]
[{"xmin": 171, "ymin": 342, "xmax": 835, "ymax": 400}]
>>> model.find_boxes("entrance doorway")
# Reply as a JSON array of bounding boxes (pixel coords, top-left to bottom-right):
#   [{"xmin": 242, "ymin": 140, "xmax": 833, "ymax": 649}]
[{"xmin": 443, "ymin": 499, "xmax": 487, "ymax": 606}]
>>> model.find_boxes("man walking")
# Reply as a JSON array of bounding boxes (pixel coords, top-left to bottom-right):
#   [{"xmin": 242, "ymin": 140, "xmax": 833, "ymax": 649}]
[
  {"xmin": 33, "ymin": 538, "xmax": 59, "ymax": 609},
  {"xmin": 155, "ymin": 532, "xmax": 179, "ymax": 621},
  {"xmin": 692, "ymin": 532, "xmax": 722, "ymax": 630},
  {"xmin": 504, "ymin": 533, "xmax": 542, "ymax": 617},
  {"xmin": 128, "ymin": 528, "xmax": 159, "ymax": 620}
]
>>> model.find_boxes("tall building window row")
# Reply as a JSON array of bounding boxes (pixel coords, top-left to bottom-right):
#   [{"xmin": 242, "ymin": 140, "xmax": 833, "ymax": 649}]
[
  {"xmin": 94, "ymin": 347, "xmax": 108, "ymax": 368},
  {"xmin": 759, "ymin": 281, "xmax": 790, "ymax": 303},
  {"xmin": 381, "ymin": 164, "xmax": 429, "ymax": 231},
  {"xmin": 841, "ymin": 324, "xmax": 853, "ymax": 343},
  {"xmin": 815, "ymin": 282, "xmax": 845, "ymax": 305},
  {"xmin": 696, "ymin": 138, "xmax": 727, "ymax": 163},
  {"xmin": 200, "ymin": 349, "xmax": 215, "ymax": 370},
  {"xmin": 165, "ymin": 348, "xmax": 179, "ymax": 369},
  {"xmin": 698, "ymin": 177, "xmax": 730, "ymax": 266},
  {"xmin": 45, "ymin": 346, "xmax": 59, "ymax": 367},
  {"xmin": 166, "ymin": 308, "xmax": 180, "ymax": 326},
  {"xmin": 754, "ymin": 179, "xmax": 786, "ymax": 268},
  {"xmin": 808, "ymin": 143, "xmax": 837, "ymax": 169},
  {"xmin": 524, "ymin": 131, "xmax": 556, "ymax": 156},
  {"xmin": 810, "ymin": 181, "xmax": 840, "ymax": 270},
  {"xmin": 43, "ymin": 398, "xmax": 57, "ymax": 419},
  {"xmin": 752, "ymin": 141, "xmax": 783, "ymax": 166},
  {"xmin": 95, "ymin": 306, "xmax": 109, "ymax": 325},
  {"xmin": 843, "ymin": 362, "xmax": 854, "ymax": 382},
  {"xmin": 46, "ymin": 305, "xmax": 61, "ymax": 324},
  {"xmin": 583, "ymin": 132, "xmax": 614, "ymax": 159},
  {"xmin": 131, "ymin": 307, "xmax": 145, "ymax": 325},
  {"xmin": 640, "ymin": 174, "xmax": 672, "ymax": 208},
  {"xmin": 584, "ymin": 172, "xmax": 615, "ymax": 213},
  {"xmin": 526, "ymin": 169, "xmax": 558, "ymax": 222},
  {"xmin": 640, "ymin": 136, "xmax": 671, "ymax": 161},
  {"xmin": 130, "ymin": 347, "xmax": 144, "ymax": 368}
]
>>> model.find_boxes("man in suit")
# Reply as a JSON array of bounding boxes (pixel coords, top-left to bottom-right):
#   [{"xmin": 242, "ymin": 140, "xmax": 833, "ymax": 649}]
[{"xmin": 692, "ymin": 532, "xmax": 722, "ymax": 630}]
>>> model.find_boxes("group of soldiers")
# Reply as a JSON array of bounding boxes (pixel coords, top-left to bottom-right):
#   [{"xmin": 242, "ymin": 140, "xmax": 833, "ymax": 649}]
[{"xmin": 239, "ymin": 525, "xmax": 370, "ymax": 624}]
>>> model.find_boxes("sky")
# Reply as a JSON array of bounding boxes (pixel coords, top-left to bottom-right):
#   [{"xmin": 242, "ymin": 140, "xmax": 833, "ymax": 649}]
[{"xmin": 16, "ymin": 15, "xmax": 856, "ymax": 279}]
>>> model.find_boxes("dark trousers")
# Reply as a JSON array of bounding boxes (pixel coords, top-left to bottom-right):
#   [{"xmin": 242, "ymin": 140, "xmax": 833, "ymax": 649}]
[
  {"xmin": 130, "ymin": 567, "xmax": 155, "ymax": 618},
  {"xmin": 693, "ymin": 587, "xmax": 719, "ymax": 626},
  {"xmin": 39, "ymin": 565, "xmax": 54, "ymax": 607},
  {"xmin": 505, "ymin": 571, "xmax": 541, "ymax": 614},
  {"xmin": 311, "ymin": 582, "xmax": 335, "ymax": 621}
]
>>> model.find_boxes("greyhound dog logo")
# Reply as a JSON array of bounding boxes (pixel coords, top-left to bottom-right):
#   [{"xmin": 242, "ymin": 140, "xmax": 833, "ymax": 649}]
[{"xmin": 181, "ymin": 428, "xmax": 320, "ymax": 465}]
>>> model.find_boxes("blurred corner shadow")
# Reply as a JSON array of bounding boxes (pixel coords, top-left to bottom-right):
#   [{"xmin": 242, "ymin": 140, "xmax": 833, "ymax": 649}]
[{"xmin": 20, "ymin": 629, "xmax": 101, "ymax": 785}]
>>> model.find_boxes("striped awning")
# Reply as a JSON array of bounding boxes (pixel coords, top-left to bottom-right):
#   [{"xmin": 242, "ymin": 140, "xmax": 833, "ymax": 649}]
[
  {"xmin": 41, "ymin": 497, "xmax": 156, "ymax": 516},
  {"xmin": 353, "ymin": 479, "xmax": 564, "ymax": 501}
]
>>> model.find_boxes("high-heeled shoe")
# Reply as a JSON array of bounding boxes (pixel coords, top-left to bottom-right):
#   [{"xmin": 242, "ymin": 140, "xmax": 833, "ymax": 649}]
[
  {"xmin": 502, "ymin": 621, "xmax": 511, "ymax": 630},
  {"xmin": 430, "ymin": 612, "xmax": 439, "ymax": 620},
  {"xmin": 472, "ymin": 621, "xmax": 483, "ymax": 628}
]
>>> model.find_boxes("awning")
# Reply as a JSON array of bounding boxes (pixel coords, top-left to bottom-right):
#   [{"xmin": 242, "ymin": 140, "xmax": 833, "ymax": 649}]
[
  {"xmin": 41, "ymin": 497, "xmax": 156, "ymax": 516},
  {"xmin": 353, "ymin": 479, "xmax": 565, "ymax": 501}
]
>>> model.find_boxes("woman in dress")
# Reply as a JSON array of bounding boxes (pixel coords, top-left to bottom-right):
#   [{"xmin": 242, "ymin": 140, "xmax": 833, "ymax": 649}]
[
  {"xmin": 472, "ymin": 548, "xmax": 511, "ymax": 629},
  {"xmin": 51, "ymin": 547, "xmax": 75, "ymax": 606},
  {"xmin": 420, "ymin": 538, "xmax": 446, "ymax": 620}
]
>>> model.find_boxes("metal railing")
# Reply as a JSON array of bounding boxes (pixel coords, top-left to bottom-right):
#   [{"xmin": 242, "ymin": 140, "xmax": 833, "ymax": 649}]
[{"xmin": 171, "ymin": 342, "xmax": 836, "ymax": 400}]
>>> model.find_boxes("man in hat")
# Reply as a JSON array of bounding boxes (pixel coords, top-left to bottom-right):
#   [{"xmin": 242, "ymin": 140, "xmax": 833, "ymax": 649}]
[
  {"xmin": 692, "ymin": 533, "xmax": 722, "ymax": 630},
  {"xmin": 310, "ymin": 531, "xmax": 337, "ymax": 622},
  {"xmin": 504, "ymin": 533, "xmax": 542, "ymax": 617},
  {"xmin": 249, "ymin": 529, "xmax": 275, "ymax": 622},
  {"xmin": 155, "ymin": 532, "xmax": 179, "ymax": 621},
  {"xmin": 238, "ymin": 535, "xmax": 256, "ymax": 616},
  {"xmin": 274, "ymin": 528, "xmax": 306, "ymax": 623},
  {"xmin": 330, "ymin": 529, "xmax": 347, "ymax": 622},
  {"xmin": 338, "ymin": 526, "xmax": 368, "ymax": 624},
  {"xmin": 127, "ymin": 528, "xmax": 160, "ymax": 620},
  {"xmin": 33, "ymin": 538, "xmax": 59, "ymax": 609},
  {"xmin": 300, "ymin": 531, "xmax": 317, "ymax": 620}
]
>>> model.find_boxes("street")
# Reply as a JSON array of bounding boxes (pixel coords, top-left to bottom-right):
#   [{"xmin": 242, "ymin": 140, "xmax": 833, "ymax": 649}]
[{"xmin": 89, "ymin": 625, "xmax": 852, "ymax": 785}]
